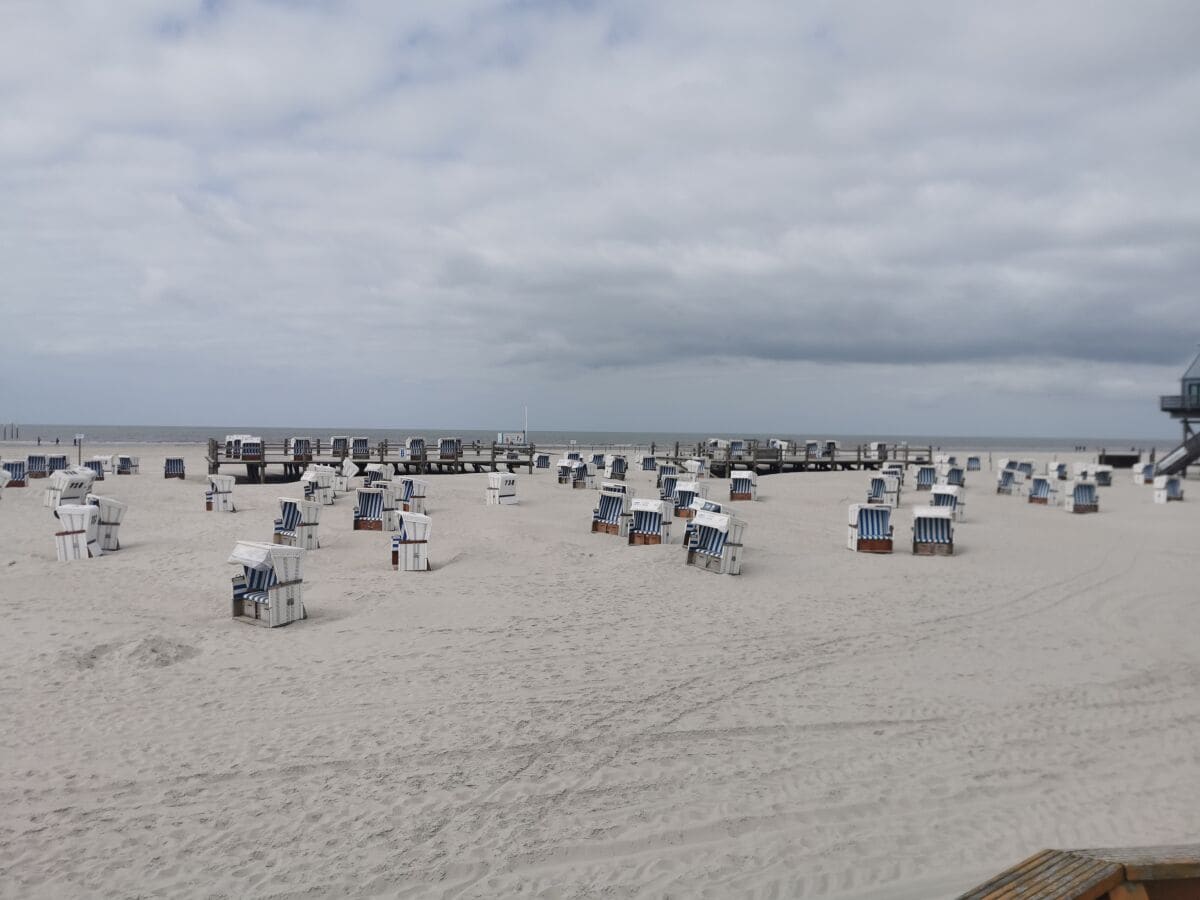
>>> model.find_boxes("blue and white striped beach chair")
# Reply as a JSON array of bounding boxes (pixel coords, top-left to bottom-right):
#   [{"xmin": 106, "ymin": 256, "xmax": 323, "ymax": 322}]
[
  {"xmin": 674, "ymin": 481, "xmax": 705, "ymax": 517},
  {"xmin": 536, "ymin": 453, "xmax": 551, "ymax": 469},
  {"xmin": 1134, "ymin": 463, "xmax": 1155, "ymax": 485},
  {"xmin": 353, "ymin": 488, "xmax": 385, "ymax": 531},
  {"xmin": 1052, "ymin": 462, "xmax": 1069, "ymax": 480},
  {"xmin": 866, "ymin": 476, "xmax": 887, "ymax": 504},
  {"xmin": 352, "ymin": 437, "xmax": 371, "ymax": 460},
  {"xmin": 1065, "ymin": 480, "xmax": 1099, "ymax": 514},
  {"xmin": 273, "ymin": 497, "xmax": 320, "ymax": 549},
  {"xmin": 943, "ymin": 466, "xmax": 965, "ymax": 488},
  {"xmin": 657, "ymin": 464, "xmax": 677, "ymax": 489},
  {"xmin": 27, "ymin": 455, "xmax": 47, "ymax": 479},
  {"xmin": 591, "ymin": 453, "xmax": 605, "ymax": 468},
  {"xmin": 391, "ymin": 512, "xmax": 432, "ymax": 570},
  {"xmin": 1154, "ymin": 475, "xmax": 1184, "ymax": 503},
  {"xmin": 1017, "ymin": 460, "xmax": 1035, "ymax": 480},
  {"xmin": 438, "ymin": 437, "xmax": 461, "ymax": 460},
  {"xmin": 229, "ymin": 541, "xmax": 305, "ymax": 627},
  {"xmin": 1028, "ymin": 476, "xmax": 1053, "ymax": 505},
  {"xmin": 848, "ymin": 504, "xmax": 893, "ymax": 553},
  {"xmin": 681, "ymin": 499, "xmax": 725, "ymax": 550},
  {"xmin": 331, "ymin": 436, "xmax": 349, "ymax": 457},
  {"xmin": 567, "ymin": 451, "xmax": 581, "ymax": 461},
  {"xmin": 1092, "ymin": 466, "xmax": 1113, "ymax": 487},
  {"xmin": 592, "ymin": 484, "xmax": 632, "ymax": 536},
  {"xmin": 3, "ymin": 460, "xmax": 27, "ymax": 486},
  {"xmin": 966, "ymin": 456, "xmax": 981, "ymax": 471},
  {"xmin": 163, "ymin": 457, "xmax": 185, "ymax": 479},
  {"xmin": 239, "ymin": 442, "xmax": 262, "ymax": 462},
  {"xmin": 686, "ymin": 510, "xmax": 746, "ymax": 574},
  {"xmin": 730, "ymin": 472, "xmax": 757, "ymax": 501},
  {"xmin": 641, "ymin": 455, "xmax": 657, "ymax": 472},
  {"xmin": 912, "ymin": 508, "xmax": 954, "ymax": 555},
  {"xmin": 930, "ymin": 484, "xmax": 963, "ymax": 520},
  {"xmin": 48, "ymin": 455, "xmax": 68, "ymax": 474},
  {"xmin": 83, "ymin": 459, "xmax": 105, "ymax": 480},
  {"xmin": 604, "ymin": 455, "xmax": 628, "ymax": 480},
  {"xmin": 628, "ymin": 498, "xmax": 671, "ymax": 545},
  {"xmin": 915, "ymin": 466, "xmax": 936, "ymax": 491},
  {"xmin": 290, "ymin": 437, "xmax": 313, "ymax": 461},
  {"xmin": 660, "ymin": 474, "xmax": 679, "ymax": 503},
  {"xmin": 996, "ymin": 469, "xmax": 1016, "ymax": 495},
  {"xmin": 405, "ymin": 437, "xmax": 426, "ymax": 458}
]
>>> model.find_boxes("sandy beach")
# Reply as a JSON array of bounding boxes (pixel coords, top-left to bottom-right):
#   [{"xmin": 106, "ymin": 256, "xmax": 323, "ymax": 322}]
[{"xmin": 2, "ymin": 445, "xmax": 1199, "ymax": 899}]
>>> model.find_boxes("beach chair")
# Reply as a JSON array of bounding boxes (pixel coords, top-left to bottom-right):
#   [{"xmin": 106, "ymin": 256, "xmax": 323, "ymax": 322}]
[
  {"xmin": 656, "ymin": 463, "xmax": 678, "ymax": 488},
  {"xmin": 681, "ymin": 499, "xmax": 727, "ymax": 550},
  {"xmin": 46, "ymin": 454, "xmax": 68, "ymax": 474},
  {"xmin": 161, "ymin": 457, "xmax": 184, "ymax": 479},
  {"xmin": 331, "ymin": 436, "xmax": 349, "ymax": 457},
  {"xmin": 536, "ymin": 453, "xmax": 551, "ymax": 469},
  {"xmin": 628, "ymin": 498, "xmax": 672, "ymax": 545},
  {"xmin": 334, "ymin": 458, "xmax": 356, "ymax": 493},
  {"xmin": 556, "ymin": 459, "xmax": 574, "ymax": 485},
  {"xmin": 351, "ymin": 437, "xmax": 371, "ymax": 460},
  {"xmin": 914, "ymin": 465, "xmax": 936, "ymax": 491},
  {"xmin": 229, "ymin": 541, "xmax": 305, "ymax": 627},
  {"xmin": 1028, "ymin": 475, "xmax": 1056, "ymax": 506},
  {"xmin": 685, "ymin": 510, "xmax": 746, "ymax": 575},
  {"xmin": 941, "ymin": 466, "xmax": 965, "ymax": 488},
  {"xmin": 674, "ymin": 481, "xmax": 708, "ymax": 518},
  {"xmin": 1133, "ymin": 463, "xmax": 1156, "ymax": 485},
  {"xmin": 966, "ymin": 456, "xmax": 981, "ymax": 471},
  {"xmin": 79, "ymin": 459, "xmax": 104, "ymax": 480},
  {"xmin": 804, "ymin": 440, "xmax": 820, "ymax": 458},
  {"xmin": 996, "ymin": 469, "xmax": 1017, "ymax": 495},
  {"xmin": 682, "ymin": 458, "xmax": 707, "ymax": 479},
  {"xmin": 362, "ymin": 463, "xmax": 390, "ymax": 487},
  {"xmin": 1064, "ymin": 480, "xmax": 1099, "ymax": 514},
  {"xmin": 486, "ymin": 472, "xmax": 518, "ymax": 505},
  {"xmin": 405, "ymin": 437, "xmax": 426, "ymax": 459},
  {"xmin": 353, "ymin": 488, "xmax": 385, "ymax": 530},
  {"xmin": 1154, "ymin": 475, "xmax": 1184, "ymax": 504},
  {"xmin": 604, "ymin": 455, "xmax": 628, "ymax": 481},
  {"xmin": 659, "ymin": 473, "xmax": 679, "ymax": 503},
  {"xmin": 1072, "ymin": 462, "xmax": 1091, "ymax": 481},
  {"xmin": 865, "ymin": 476, "xmax": 887, "ymax": 506},
  {"xmin": 437, "ymin": 437, "xmax": 461, "ymax": 461},
  {"xmin": 300, "ymin": 466, "xmax": 335, "ymax": 505},
  {"xmin": 86, "ymin": 494, "xmax": 127, "ymax": 552},
  {"xmin": 912, "ymin": 507, "xmax": 954, "ymax": 555},
  {"xmin": 54, "ymin": 504, "xmax": 102, "ymax": 561},
  {"xmin": 3, "ymin": 460, "xmax": 27, "ymax": 487},
  {"xmin": 847, "ymin": 504, "xmax": 893, "ymax": 553},
  {"xmin": 114, "ymin": 455, "xmax": 137, "ymax": 474},
  {"xmin": 1017, "ymin": 460, "xmax": 1035, "ymax": 480},
  {"xmin": 930, "ymin": 484, "xmax": 964, "ymax": 521},
  {"xmin": 240, "ymin": 439, "xmax": 263, "ymax": 462},
  {"xmin": 882, "ymin": 462, "xmax": 905, "ymax": 486},
  {"xmin": 391, "ymin": 513, "xmax": 432, "ymax": 571},
  {"xmin": 566, "ymin": 451, "xmax": 581, "ymax": 461},
  {"xmin": 394, "ymin": 477, "xmax": 427, "ymax": 514},
  {"xmin": 273, "ymin": 497, "xmax": 321, "ymax": 550},
  {"xmin": 592, "ymin": 481, "xmax": 634, "ymax": 536},
  {"xmin": 1052, "ymin": 461, "xmax": 1069, "ymax": 480},
  {"xmin": 729, "ymin": 471, "xmax": 758, "ymax": 501},
  {"xmin": 1092, "ymin": 464, "xmax": 1113, "ymax": 487},
  {"xmin": 27, "ymin": 454, "xmax": 48, "ymax": 479},
  {"xmin": 289, "ymin": 437, "xmax": 313, "ymax": 462},
  {"xmin": 224, "ymin": 435, "xmax": 245, "ymax": 458},
  {"xmin": 641, "ymin": 455, "xmax": 657, "ymax": 472},
  {"xmin": 43, "ymin": 470, "xmax": 95, "ymax": 509},
  {"xmin": 206, "ymin": 474, "xmax": 236, "ymax": 512},
  {"xmin": 729, "ymin": 440, "xmax": 745, "ymax": 457},
  {"xmin": 591, "ymin": 453, "xmax": 605, "ymax": 469}
]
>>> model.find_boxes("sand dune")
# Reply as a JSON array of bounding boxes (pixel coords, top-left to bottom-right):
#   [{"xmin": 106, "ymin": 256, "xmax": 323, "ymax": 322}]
[{"xmin": 2, "ymin": 446, "xmax": 1198, "ymax": 898}]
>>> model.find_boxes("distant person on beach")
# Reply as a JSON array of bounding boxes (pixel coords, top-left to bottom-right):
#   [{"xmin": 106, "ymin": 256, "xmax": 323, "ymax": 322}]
[
  {"xmin": 55, "ymin": 437, "xmax": 59, "ymax": 446},
  {"xmin": 37, "ymin": 436, "xmax": 40, "ymax": 446}
]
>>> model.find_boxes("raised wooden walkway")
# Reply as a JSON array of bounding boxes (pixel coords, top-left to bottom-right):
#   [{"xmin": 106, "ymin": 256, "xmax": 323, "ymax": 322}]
[{"xmin": 959, "ymin": 844, "xmax": 1200, "ymax": 899}]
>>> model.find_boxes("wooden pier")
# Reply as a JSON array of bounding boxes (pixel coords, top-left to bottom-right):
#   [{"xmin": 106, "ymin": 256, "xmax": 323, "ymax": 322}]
[{"xmin": 206, "ymin": 438, "xmax": 932, "ymax": 482}]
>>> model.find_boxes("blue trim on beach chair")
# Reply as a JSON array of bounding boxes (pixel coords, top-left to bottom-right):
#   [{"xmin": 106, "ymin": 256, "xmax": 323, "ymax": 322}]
[
  {"xmin": 857, "ymin": 506, "xmax": 891, "ymax": 539},
  {"xmin": 913, "ymin": 516, "xmax": 952, "ymax": 543},
  {"xmin": 642, "ymin": 456, "xmax": 656, "ymax": 471},
  {"xmin": 916, "ymin": 467, "xmax": 935, "ymax": 488},
  {"xmin": 732, "ymin": 476, "xmax": 753, "ymax": 495},
  {"xmin": 1030, "ymin": 478, "xmax": 1050, "ymax": 500},
  {"xmin": 631, "ymin": 509, "xmax": 662, "ymax": 535},
  {"xmin": 1073, "ymin": 483, "xmax": 1097, "ymax": 506},
  {"xmin": 694, "ymin": 525, "xmax": 728, "ymax": 558},
  {"xmin": 354, "ymin": 491, "xmax": 384, "ymax": 524},
  {"xmin": 867, "ymin": 478, "xmax": 885, "ymax": 502}
]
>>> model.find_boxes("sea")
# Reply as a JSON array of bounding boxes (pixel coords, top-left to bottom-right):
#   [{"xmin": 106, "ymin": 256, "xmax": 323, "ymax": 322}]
[{"xmin": 0, "ymin": 424, "xmax": 1170, "ymax": 455}]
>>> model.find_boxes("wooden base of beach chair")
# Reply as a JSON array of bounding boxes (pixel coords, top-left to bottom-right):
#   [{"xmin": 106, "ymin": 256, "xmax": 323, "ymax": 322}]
[
  {"xmin": 913, "ymin": 541, "xmax": 953, "ymax": 556},
  {"xmin": 915, "ymin": 484, "xmax": 931, "ymax": 491},
  {"xmin": 354, "ymin": 520, "xmax": 383, "ymax": 531},
  {"xmin": 675, "ymin": 508, "xmax": 696, "ymax": 519},
  {"xmin": 8, "ymin": 480, "xmax": 25, "ymax": 488},
  {"xmin": 164, "ymin": 473, "xmax": 185, "ymax": 480},
  {"xmin": 1071, "ymin": 505, "xmax": 1099, "ymax": 514},
  {"xmin": 856, "ymin": 538, "xmax": 893, "ymax": 554},
  {"xmin": 591, "ymin": 521, "xmax": 621, "ymax": 535},
  {"xmin": 629, "ymin": 533, "xmax": 663, "ymax": 545},
  {"xmin": 571, "ymin": 481, "xmax": 589, "ymax": 489},
  {"xmin": 1029, "ymin": 496, "xmax": 1048, "ymax": 505},
  {"xmin": 29, "ymin": 472, "xmax": 47, "ymax": 479},
  {"xmin": 730, "ymin": 491, "xmax": 752, "ymax": 501}
]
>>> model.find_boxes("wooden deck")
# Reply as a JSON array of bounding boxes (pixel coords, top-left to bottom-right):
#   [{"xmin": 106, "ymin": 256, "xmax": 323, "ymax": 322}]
[
  {"xmin": 205, "ymin": 439, "xmax": 934, "ymax": 482},
  {"xmin": 959, "ymin": 844, "xmax": 1200, "ymax": 900}
]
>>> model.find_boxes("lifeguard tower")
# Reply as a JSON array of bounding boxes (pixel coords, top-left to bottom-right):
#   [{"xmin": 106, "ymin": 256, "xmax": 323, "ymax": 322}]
[{"xmin": 1157, "ymin": 346, "xmax": 1200, "ymax": 476}]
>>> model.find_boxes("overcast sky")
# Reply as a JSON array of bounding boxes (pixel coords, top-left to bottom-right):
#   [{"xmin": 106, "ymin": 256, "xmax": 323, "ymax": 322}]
[{"xmin": 2, "ymin": 1, "xmax": 1198, "ymax": 436}]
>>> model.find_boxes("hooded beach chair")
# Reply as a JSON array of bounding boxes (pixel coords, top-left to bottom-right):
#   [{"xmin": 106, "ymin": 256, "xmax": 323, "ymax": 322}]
[
  {"xmin": 996, "ymin": 469, "xmax": 1016, "ymax": 495},
  {"xmin": 685, "ymin": 510, "xmax": 746, "ymax": 575},
  {"xmin": 405, "ymin": 437, "xmax": 426, "ymax": 459},
  {"xmin": 229, "ymin": 541, "xmax": 305, "ymax": 627},
  {"xmin": 395, "ymin": 477, "xmax": 427, "ymax": 513},
  {"xmin": 604, "ymin": 455, "xmax": 628, "ymax": 480},
  {"xmin": 43, "ymin": 470, "xmax": 95, "ymax": 509},
  {"xmin": 912, "ymin": 507, "xmax": 954, "ymax": 556},
  {"xmin": 656, "ymin": 463, "xmax": 678, "ymax": 488},
  {"xmin": 592, "ymin": 481, "xmax": 634, "ymax": 536},
  {"xmin": 289, "ymin": 437, "xmax": 313, "ymax": 462},
  {"xmin": 81, "ymin": 459, "xmax": 105, "ymax": 480},
  {"xmin": 882, "ymin": 462, "xmax": 905, "ymax": 486},
  {"xmin": 673, "ymin": 481, "xmax": 708, "ymax": 518},
  {"xmin": 930, "ymin": 484, "xmax": 964, "ymax": 521},
  {"xmin": 966, "ymin": 456, "xmax": 981, "ymax": 471},
  {"xmin": 206, "ymin": 474, "xmax": 236, "ymax": 512},
  {"xmin": 682, "ymin": 458, "xmax": 707, "ymax": 479},
  {"xmin": 942, "ymin": 466, "xmax": 965, "ymax": 488},
  {"xmin": 331, "ymin": 436, "xmax": 349, "ymax": 457},
  {"xmin": 915, "ymin": 466, "xmax": 936, "ymax": 491},
  {"xmin": 847, "ymin": 504, "xmax": 893, "ymax": 553},
  {"xmin": 729, "ymin": 471, "xmax": 758, "ymax": 501},
  {"xmin": 362, "ymin": 463, "xmax": 390, "ymax": 487},
  {"xmin": 334, "ymin": 458, "xmax": 356, "ymax": 492},
  {"xmin": 115, "ymin": 455, "xmax": 140, "ymax": 474},
  {"xmin": 1028, "ymin": 476, "xmax": 1056, "ymax": 506},
  {"xmin": 659, "ymin": 473, "xmax": 679, "ymax": 504},
  {"xmin": 351, "ymin": 437, "xmax": 371, "ymax": 460},
  {"xmin": 300, "ymin": 467, "xmax": 335, "ymax": 505},
  {"xmin": 438, "ymin": 437, "xmax": 461, "ymax": 460},
  {"xmin": 1092, "ymin": 465, "xmax": 1113, "ymax": 487},
  {"xmin": 1017, "ymin": 460, "xmax": 1035, "ymax": 480},
  {"xmin": 681, "ymin": 499, "xmax": 727, "ymax": 550},
  {"xmin": 566, "ymin": 451, "xmax": 581, "ymax": 461},
  {"xmin": 241, "ymin": 438, "xmax": 264, "ymax": 462},
  {"xmin": 86, "ymin": 494, "xmax": 127, "ymax": 552},
  {"xmin": 391, "ymin": 512, "xmax": 432, "ymax": 571},
  {"xmin": 273, "ymin": 497, "xmax": 321, "ymax": 550},
  {"xmin": 1064, "ymin": 480, "xmax": 1099, "ymax": 514},
  {"xmin": 1154, "ymin": 475, "xmax": 1184, "ymax": 504},
  {"xmin": 591, "ymin": 453, "xmax": 606, "ymax": 469},
  {"xmin": 3, "ymin": 460, "xmax": 27, "ymax": 487},
  {"xmin": 162, "ymin": 457, "xmax": 184, "ymax": 479},
  {"xmin": 1051, "ymin": 461, "xmax": 1069, "ymax": 480},
  {"xmin": 865, "ymin": 475, "xmax": 897, "ymax": 507},
  {"xmin": 54, "ymin": 504, "xmax": 102, "ymax": 561},
  {"xmin": 556, "ymin": 459, "xmax": 575, "ymax": 484},
  {"xmin": 641, "ymin": 455, "xmax": 657, "ymax": 472},
  {"xmin": 628, "ymin": 498, "xmax": 672, "ymax": 545},
  {"xmin": 353, "ymin": 488, "xmax": 385, "ymax": 531},
  {"xmin": 47, "ymin": 454, "xmax": 68, "ymax": 474},
  {"xmin": 27, "ymin": 454, "xmax": 48, "ymax": 479},
  {"xmin": 536, "ymin": 453, "xmax": 551, "ymax": 469},
  {"xmin": 486, "ymin": 472, "xmax": 518, "ymax": 505},
  {"xmin": 1133, "ymin": 463, "xmax": 1156, "ymax": 485}
]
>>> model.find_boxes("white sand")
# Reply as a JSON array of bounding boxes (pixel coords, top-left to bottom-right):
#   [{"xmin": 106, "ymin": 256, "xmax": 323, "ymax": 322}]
[{"xmin": 2, "ymin": 446, "xmax": 1199, "ymax": 899}]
